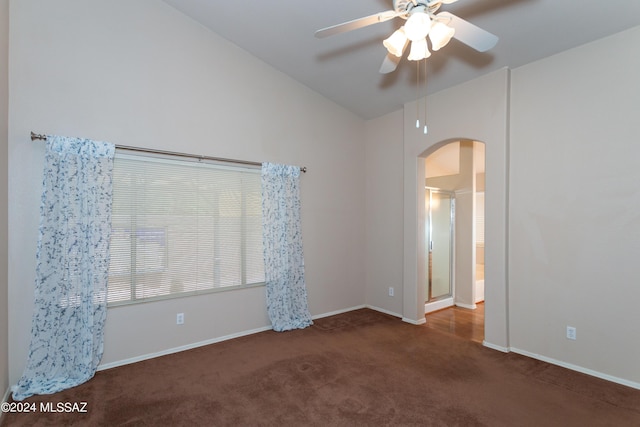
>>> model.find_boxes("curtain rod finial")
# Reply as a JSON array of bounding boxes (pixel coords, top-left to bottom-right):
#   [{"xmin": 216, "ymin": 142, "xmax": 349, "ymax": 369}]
[{"xmin": 30, "ymin": 132, "xmax": 47, "ymax": 141}]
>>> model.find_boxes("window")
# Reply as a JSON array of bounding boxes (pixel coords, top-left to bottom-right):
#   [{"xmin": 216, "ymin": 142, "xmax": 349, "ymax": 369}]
[{"xmin": 108, "ymin": 153, "xmax": 264, "ymax": 305}]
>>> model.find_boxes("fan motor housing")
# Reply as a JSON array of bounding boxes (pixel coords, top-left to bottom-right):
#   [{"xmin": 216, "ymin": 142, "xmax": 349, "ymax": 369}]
[{"xmin": 394, "ymin": 0, "xmax": 441, "ymax": 17}]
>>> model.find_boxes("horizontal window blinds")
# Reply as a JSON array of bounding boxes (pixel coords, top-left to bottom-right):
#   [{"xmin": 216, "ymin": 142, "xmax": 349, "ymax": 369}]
[{"xmin": 108, "ymin": 154, "xmax": 264, "ymax": 305}]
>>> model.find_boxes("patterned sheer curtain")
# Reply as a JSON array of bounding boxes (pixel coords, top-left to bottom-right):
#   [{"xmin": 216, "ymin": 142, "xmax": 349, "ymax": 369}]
[
  {"xmin": 261, "ymin": 163, "xmax": 313, "ymax": 332},
  {"xmin": 13, "ymin": 136, "xmax": 115, "ymax": 401}
]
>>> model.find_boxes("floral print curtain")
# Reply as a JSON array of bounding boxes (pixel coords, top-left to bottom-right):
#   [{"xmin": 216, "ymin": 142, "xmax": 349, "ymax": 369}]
[
  {"xmin": 13, "ymin": 136, "xmax": 115, "ymax": 401},
  {"xmin": 261, "ymin": 163, "xmax": 313, "ymax": 332}
]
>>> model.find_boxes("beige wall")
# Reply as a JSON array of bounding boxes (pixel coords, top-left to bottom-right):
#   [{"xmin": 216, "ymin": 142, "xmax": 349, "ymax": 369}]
[
  {"xmin": 365, "ymin": 68, "xmax": 510, "ymax": 338},
  {"xmin": 6, "ymin": 0, "xmax": 640, "ymax": 394},
  {"xmin": 8, "ymin": 0, "xmax": 366, "ymax": 383},
  {"xmin": 364, "ymin": 70, "xmax": 510, "ymax": 341},
  {"xmin": 404, "ymin": 69, "xmax": 511, "ymax": 346},
  {"xmin": 364, "ymin": 26, "xmax": 640, "ymax": 386},
  {"xmin": 452, "ymin": 141, "xmax": 476, "ymax": 307},
  {"xmin": 364, "ymin": 109, "xmax": 404, "ymax": 315},
  {"xmin": 0, "ymin": 0, "xmax": 9, "ymax": 404},
  {"xmin": 509, "ymin": 26, "xmax": 640, "ymax": 385}
]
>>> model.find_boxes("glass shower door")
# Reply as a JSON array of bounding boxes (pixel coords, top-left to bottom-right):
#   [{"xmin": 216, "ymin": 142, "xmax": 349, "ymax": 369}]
[{"xmin": 426, "ymin": 189, "xmax": 454, "ymax": 302}]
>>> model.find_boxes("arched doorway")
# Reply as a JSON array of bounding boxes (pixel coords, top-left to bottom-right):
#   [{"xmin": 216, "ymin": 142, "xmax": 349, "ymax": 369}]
[
  {"xmin": 401, "ymin": 69, "xmax": 509, "ymax": 350},
  {"xmin": 421, "ymin": 140, "xmax": 485, "ymax": 318}
]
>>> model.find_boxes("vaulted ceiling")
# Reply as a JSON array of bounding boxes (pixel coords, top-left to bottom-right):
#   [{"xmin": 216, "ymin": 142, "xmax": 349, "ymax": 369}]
[{"xmin": 162, "ymin": 0, "xmax": 640, "ymax": 120}]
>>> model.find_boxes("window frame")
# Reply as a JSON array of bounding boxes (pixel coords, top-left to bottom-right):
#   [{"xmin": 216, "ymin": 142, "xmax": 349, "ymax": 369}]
[{"xmin": 107, "ymin": 151, "xmax": 265, "ymax": 307}]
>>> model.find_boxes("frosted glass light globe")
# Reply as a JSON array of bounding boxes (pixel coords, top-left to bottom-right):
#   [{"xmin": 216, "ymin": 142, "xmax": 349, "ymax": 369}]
[
  {"xmin": 408, "ymin": 37, "xmax": 431, "ymax": 61},
  {"xmin": 383, "ymin": 28, "xmax": 408, "ymax": 57},
  {"xmin": 429, "ymin": 21, "xmax": 455, "ymax": 51},
  {"xmin": 404, "ymin": 12, "xmax": 431, "ymax": 42}
]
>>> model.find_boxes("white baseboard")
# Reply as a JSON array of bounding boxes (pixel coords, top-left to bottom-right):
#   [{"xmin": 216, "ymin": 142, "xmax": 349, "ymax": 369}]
[
  {"xmin": 402, "ymin": 316, "xmax": 427, "ymax": 325},
  {"xmin": 482, "ymin": 340, "xmax": 510, "ymax": 353},
  {"xmin": 510, "ymin": 347, "xmax": 640, "ymax": 391},
  {"xmin": 359, "ymin": 304, "xmax": 431, "ymax": 325},
  {"xmin": 98, "ymin": 325, "xmax": 273, "ymax": 371},
  {"xmin": 99, "ymin": 305, "xmax": 369, "ymax": 371},
  {"xmin": 360, "ymin": 304, "xmax": 425, "ymax": 325},
  {"xmin": 455, "ymin": 302, "xmax": 477, "ymax": 310},
  {"xmin": 366, "ymin": 305, "xmax": 402, "ymax": 319},
  {"xmin": 312, "ymin": 305, "xmax": 366, "ymax": 320},
  {"xmin": 424, "ymin": 297, "xmax": 454, "ymax": 314}
]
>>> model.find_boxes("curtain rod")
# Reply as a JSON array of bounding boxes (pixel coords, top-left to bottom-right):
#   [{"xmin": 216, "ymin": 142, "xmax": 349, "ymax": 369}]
[{"xmin": 30, "ymin": 132, "xmax": 307, "ymax": 173}]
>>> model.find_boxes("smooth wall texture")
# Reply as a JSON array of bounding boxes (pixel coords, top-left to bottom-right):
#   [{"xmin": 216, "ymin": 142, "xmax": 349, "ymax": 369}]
[
  {"xmin": 8, "ymin": 0, "xmax": 366, "ymax": 384},
  {"xmin": 509, "ymin": 26, "xmax": 640, "ymax": 385},
  {"xmin": 451, "ymin": 141, "xmax": 476, "ymax": 308},
  {"xmin": 0, "ymin": 0, "xmax": 9, "ymax": 403},
  {"xmin": 403, "ymin": 69, "xmax": 510, "ymax": 348},
  {"xmin": 364, "ymin": 109, "xmax": 404, "ymax": 316}
]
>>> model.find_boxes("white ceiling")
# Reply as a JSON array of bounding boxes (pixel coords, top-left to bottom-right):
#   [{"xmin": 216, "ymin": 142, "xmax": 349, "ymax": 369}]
[{"xmin": 162, "ymin": 0, "xmax": 640, "ymax": 120}]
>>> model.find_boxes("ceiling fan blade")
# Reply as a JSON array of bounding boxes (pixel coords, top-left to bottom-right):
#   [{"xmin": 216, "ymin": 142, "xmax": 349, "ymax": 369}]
[
  {"xmin": 379, "ymin": 52, "xmax": 400, "ymax": 74},
  {"xmin": 437, "ymin": 11, "xmax": 498, "ymax": 52},
  {"xmin": 315, "ymin": 10, "xmax": 402, "ymax": 38}
]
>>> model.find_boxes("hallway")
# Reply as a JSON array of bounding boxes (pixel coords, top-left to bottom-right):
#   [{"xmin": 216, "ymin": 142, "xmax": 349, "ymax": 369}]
[{"xmin": 426, "ymin": 303, "xmax": 484, "ymax": 343}]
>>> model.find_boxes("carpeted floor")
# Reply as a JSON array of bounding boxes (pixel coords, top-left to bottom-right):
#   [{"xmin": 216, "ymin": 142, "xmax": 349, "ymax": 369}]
[{"xmin": 2, "ymin": 308, "xmax": 639, "ymax": 426}]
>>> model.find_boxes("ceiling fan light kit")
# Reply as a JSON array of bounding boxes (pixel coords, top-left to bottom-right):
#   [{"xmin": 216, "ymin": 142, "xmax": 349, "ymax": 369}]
[
  {"xmin": 315, "ymin": 0, "xmax": 499, "ymax": 72},
  {"xmin": 408, "ymin": 36, "xmax": 431, "ymax": 61},
  {"xmin": 383, "ymin": 28, "xmax": 408, "ymax": 57},
  {"xmin": 429, "ymin": 20, "xmax": 456, "ymax": 51},
  {"xmin": 315, "ymin": 0, "xmax": 498, "ymax": 135},
  {"xmin": 404, "ymin": 7, "xmax": 432, "ymax": 41}
]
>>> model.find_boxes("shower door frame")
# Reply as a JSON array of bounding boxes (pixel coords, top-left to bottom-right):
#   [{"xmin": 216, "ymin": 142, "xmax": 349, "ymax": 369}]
[{"xmin": 426, "ymin": 187, "xmax": 456, "ymax": 304}]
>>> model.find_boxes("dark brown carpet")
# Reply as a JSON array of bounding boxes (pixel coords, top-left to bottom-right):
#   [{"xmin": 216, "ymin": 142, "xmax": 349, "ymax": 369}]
[{"xmin": 2, "ymin": 309, "xmax": 639, "ymax": 426}]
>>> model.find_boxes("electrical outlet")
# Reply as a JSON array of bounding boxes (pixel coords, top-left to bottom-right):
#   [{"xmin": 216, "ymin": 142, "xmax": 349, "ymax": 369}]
[
  {"xmin": 388, "ymin": 287, "xmax": 394, "ymax": 297},
  {"xmin": 176, "ymin": 313, "xmax": 184, "ymax": 325},
  {"xmin": 566, "ymin": 326, "xmax": 576, "ymax": 340}
]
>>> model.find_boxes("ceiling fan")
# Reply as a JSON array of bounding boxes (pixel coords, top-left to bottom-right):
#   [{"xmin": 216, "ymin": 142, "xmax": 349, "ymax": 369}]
[{"xmin": 315, "ymin": 0, "xmax": 499, "ymax": 73}]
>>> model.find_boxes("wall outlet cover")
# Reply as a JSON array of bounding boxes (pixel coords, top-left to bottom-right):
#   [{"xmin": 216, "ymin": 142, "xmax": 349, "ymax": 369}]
[{"xmin": 566, "ymin": 326, "xmax": 576, "ymax": 340}]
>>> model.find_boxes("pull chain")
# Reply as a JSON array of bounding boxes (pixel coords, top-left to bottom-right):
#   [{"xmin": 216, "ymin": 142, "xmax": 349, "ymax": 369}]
[
  {"xmin": 423, "ymin": 58, "xmax": 428, "ymax": 135},
  {"xmin": 416, "ymin": 58, "xmax": 428, "ymax": 135},
  {"xmin": 416, "ymin": 60, "xmax": 420, "ymax": 129}
]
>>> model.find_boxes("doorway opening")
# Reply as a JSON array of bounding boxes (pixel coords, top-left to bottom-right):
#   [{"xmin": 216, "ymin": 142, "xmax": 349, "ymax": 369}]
[
  {"xmin": 423, "ymin": 140, "xmax": 485, "ymax": 321},
  {"xmin": 425, "ymin": 188, "xmax": 455, "ymax": 309}
]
